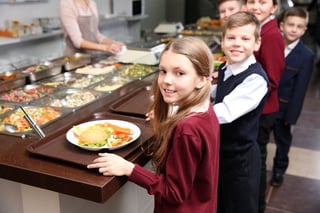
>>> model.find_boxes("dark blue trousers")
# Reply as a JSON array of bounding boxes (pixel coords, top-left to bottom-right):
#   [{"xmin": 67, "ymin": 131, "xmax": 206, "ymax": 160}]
[{"xmin": 273, "ymin": 118, "xmax": 292, "ymax": 174}]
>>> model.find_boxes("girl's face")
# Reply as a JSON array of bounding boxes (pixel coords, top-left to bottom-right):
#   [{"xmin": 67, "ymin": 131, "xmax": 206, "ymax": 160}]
[
  {"xmin": 246, "ymin": 0, "xmax": 278, "ymax": 23},
  {"xmin": 280, "ymin": 16, "xmax": 307, "ymax": 45},
  {"xmin": 158, "ymin": 51, "xmax": 206, "ymax": 105},
  {"xmin": 222, "ymin": 24, "xmax": 261, "ymax": 64},
  {"xmin": 219, "ymin": 0, "xmax": 243, "ymax": 24}
]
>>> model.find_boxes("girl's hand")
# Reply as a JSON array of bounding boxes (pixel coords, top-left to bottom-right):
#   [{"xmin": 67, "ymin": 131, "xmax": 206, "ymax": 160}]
[
  {"xmin": 87, "ymin": 153, "xmax": 134, "ymax": 176},
  {"xmin": 145, "ymin": 110, "xmax": 154, "ymax": 121}
]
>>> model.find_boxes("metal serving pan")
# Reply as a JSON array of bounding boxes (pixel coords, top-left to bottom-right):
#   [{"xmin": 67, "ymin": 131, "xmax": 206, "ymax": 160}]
[
  {"xmin": 0, "ymin": 105, "xmax": 69, "ymax": 137},
  {"xmin": 0, "ymin": 101, "xmax": 18, "ymax": 117},
  {"xmin": 21, "ymin": 61, "xmax": 62, "ymax": 82},
  {"xmin": 51, "ymin": 53, "xmax": 92, "ymax": 71},
  {"xmin": 0, "ymin": 84, "xmax": 57, "ymax": 104},
  {"xmin": 89, "ymin": 75, "xmax": 132, "ymax": 93},
  {"xmin": 0, "ymin": 71, "xmax": 28, "ymax": 93},
  {"xmin": 36, "ymin": 72, "xmax": 83, "ymax": 89},
  {"xmin": 31, "ymin": 88, "xmax": 103, "ymax": 111}
]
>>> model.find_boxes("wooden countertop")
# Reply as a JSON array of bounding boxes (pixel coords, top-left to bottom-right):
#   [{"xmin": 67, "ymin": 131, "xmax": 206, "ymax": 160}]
[{"xmin": 0, "ymin": 75, "xmax": 155, "ymax": 203}]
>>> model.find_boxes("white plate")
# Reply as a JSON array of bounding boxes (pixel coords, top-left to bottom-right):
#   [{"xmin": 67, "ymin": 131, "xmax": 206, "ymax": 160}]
[{"xmin": 66, "ymin": 119, "xmax": 141, "ymax": 151}]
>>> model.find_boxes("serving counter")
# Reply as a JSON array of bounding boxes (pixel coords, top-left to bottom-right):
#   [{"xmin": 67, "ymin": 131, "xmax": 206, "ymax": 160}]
[{"xmin": 0, "ymin": 74, "xmax": 156, "ymax": 213}]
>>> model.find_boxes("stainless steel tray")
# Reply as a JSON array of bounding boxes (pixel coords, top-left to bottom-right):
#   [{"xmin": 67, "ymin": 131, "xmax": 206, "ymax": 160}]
[
  {"xmin": 51, "ymin": 53, "xmax": 92, "ymax": 71},
  {"xmin": 0, "ymin": 105, "xmax": 70, "ymax": 137},
  {"xmin": 89, "ymin": 76, "xmax": 133, "ymax": 93},
  {"xmin": 0, "ymin": 71, "xmax": 27, "ymax": 93},
  {"xmin": 0, "ymin": 101, "xmax": 18, "ymax": 117},
  {"xmin": 0, "ymin": 84, "xmax": 57, "ymax": 104},
  {"xmin": 20, "ymin": 61, "xmax": 62, "ymax": 82},
  {"xmin": 36, "ymin": 72, "xmax": 83, "ymax": 88},
  {"xmin": 31, "ymin": 88, "xmax": 103, "ymax": 111}
]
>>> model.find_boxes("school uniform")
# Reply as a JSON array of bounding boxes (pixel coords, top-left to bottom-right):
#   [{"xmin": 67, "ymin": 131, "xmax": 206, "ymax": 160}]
[
  {"xmin": 272, "ymin": 40, "xmax": 315, "ymax": 175},
  {"xmin": 255, "ymin": 17, "xmax": 285, "ymax": 213},
  {"xmin": 214, "ymin": 58, "xmax": 269, "ymax": 213}
]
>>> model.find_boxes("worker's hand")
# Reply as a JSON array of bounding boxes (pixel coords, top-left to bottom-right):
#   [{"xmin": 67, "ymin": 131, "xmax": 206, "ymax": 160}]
[{"xmin": 104, "ymin": 41, "xmax": 125, "ymax": 55}]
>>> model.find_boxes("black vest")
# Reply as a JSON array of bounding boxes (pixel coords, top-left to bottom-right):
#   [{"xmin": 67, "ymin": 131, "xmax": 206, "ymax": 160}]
[{"xmin": 215, "ymin": 62, "xmax": 269, "ymax": 153}]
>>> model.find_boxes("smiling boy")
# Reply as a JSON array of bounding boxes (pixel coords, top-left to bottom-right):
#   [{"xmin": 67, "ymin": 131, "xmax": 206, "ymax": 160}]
[
  {"xmin": 270, "ymin": 7, "xmax": 315, "ymax": 187},
  {"xmin": 211, "ymin": 11, "xmax": 268, "ymax": 213}
]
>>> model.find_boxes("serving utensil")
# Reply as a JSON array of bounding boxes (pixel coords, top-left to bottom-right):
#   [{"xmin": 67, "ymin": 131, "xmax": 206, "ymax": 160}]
[{"xmin": 19, "ymin": 106, "xmax": 46, "ymax": 138}]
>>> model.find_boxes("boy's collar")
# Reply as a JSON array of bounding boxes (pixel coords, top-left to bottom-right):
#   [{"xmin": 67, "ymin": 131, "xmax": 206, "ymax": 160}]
[{"xmin": 226, "ymin": 55, "xmax": 256, "ymax": 75}]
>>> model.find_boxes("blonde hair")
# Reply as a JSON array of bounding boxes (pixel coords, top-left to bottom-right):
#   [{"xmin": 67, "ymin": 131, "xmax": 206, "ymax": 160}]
[
  {"xmin": 149, "ymin": 37, "xmax": 213, "ymax": 173},
  {"xmin": 223, "ymin": 11, "xmax": 261, "ymax": 40}
]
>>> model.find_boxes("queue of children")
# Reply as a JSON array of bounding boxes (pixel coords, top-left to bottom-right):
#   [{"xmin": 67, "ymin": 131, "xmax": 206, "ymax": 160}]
[{"xmin": 86, "ymin": 3, "xmax": 314, "ymax": 213}]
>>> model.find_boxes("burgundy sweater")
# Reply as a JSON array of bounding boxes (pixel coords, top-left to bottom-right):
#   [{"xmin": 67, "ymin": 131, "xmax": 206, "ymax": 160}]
[
  {"xmin": 129, "ymin": 106, "xmax": 220, "ymax": 213},
  {"xmin": 254, "ymin": 19, "xmax": 285, "ymax": 114}
]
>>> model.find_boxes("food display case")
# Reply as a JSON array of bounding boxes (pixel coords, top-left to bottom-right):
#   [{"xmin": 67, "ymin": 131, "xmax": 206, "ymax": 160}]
[{"xmin": 0, "ymin": 46, "xmax": 160, "ymax": 206}]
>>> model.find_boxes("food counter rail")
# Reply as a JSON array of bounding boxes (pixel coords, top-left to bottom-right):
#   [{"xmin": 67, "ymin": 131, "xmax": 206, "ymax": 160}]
[{"xmin": 0, "ymin": 74, "xmax": 155, "ymax": 203}]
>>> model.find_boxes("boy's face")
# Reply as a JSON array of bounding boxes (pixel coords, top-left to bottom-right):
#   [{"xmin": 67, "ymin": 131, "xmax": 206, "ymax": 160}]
[
  {"xmin": 246, "ymin": 0, "xmax": 278, "ymax": 23},
  {"xmin": 280, "ymin": 16, "xmax": 307, "ymax": 44},
  {"xmin": 219, "ymin": 0, "xmax": 243, "ymax": 24},
  {"xmin": 221, "ymin": 24, "xmax": 261, "ymax": 64}
]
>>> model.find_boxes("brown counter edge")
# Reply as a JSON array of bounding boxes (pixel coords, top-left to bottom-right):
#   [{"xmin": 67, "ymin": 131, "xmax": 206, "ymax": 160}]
[{"xmin": 0, "ymin": 146, "xmax": 151, "ymax": 203}]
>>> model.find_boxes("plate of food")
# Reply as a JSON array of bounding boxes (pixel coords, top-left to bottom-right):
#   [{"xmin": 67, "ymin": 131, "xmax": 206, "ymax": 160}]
[{"xmin": 66, "ymin": 120, "xmax": 141, "ymax": 151}]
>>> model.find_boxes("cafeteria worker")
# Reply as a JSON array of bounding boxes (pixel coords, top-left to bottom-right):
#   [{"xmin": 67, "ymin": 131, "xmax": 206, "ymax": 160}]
[{"xmin": 59, "ymin": 0, "xmax": 124, "ymax": 56}]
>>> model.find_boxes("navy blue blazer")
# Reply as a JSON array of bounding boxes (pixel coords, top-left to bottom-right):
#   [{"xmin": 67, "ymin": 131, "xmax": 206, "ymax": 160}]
[{"xmin": 277, "ymin": 40, "xmax": 315, "ymax": 124}]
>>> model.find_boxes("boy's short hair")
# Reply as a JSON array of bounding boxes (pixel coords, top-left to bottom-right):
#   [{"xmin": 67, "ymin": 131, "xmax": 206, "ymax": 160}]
[
  {"xmin": 218, "ymin": 0, "xmax": 243, "ymax": 6},
  {"xmin": 282, "ymin": 7, "xmax": 309, "ymax": 24},
  {"xmin": 223, "ymin": 11, "xmax": 261, "ymax": 39}
]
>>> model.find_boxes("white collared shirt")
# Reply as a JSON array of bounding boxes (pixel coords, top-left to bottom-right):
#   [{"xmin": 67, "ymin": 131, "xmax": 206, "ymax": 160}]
[
  {"xmin": 211, "ymin": 55, "xmax": 268, "ymax": 124},
  {"xmin": 285, "ymin": 39, "xmax": 299, "ymax": 57}
]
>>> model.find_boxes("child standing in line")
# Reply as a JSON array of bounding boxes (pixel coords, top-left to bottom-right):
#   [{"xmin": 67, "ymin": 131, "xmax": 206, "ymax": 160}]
[
  {"xmin": 211, "ymin": 11, "xmax": 269, "ymax": 213},
  {"xmin": 245, "ymin": 0, "xmax": 285, "ymax": 212},
  {"xmin": 88, "ymin": 37, "xmax": 220, "ymax": 213},
  {"xmin": 270, "ymin": 7, "xmax": 315, "ymax": 186},
  {"xmin": 218, "ymin": 0, "xmax": 244, "ymax": 24}
]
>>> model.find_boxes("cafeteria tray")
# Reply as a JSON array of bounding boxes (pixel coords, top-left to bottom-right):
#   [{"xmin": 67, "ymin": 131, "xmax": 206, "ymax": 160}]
[
  {"xmin": 26, "ymin": 112, "xmax": 154, "ymax": 167},
  {"xmin": 109, "ymin": 85, "xmax": 152, "ymax": 118}
]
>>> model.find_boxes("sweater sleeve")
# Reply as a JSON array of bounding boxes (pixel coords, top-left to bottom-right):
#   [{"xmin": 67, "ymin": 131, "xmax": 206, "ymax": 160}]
[{"xmin": 128, "ymin": 126, "xmax": 203, "ymax": 205}]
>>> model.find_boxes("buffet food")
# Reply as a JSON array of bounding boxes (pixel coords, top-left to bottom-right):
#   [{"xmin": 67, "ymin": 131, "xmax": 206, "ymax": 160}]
[
  {"xmin": 119, "ymin": 64, "xmax": 154, "ymax": 79},
  {"xmin": 75, "ymin": 64, "xmax": 116, "ymax": 75},
  {"xmin": 21, "ymin": 61, "xmax": 62, "ymax": 82},
  {"xmin": 69, "ymin": 75, "xmax": 105, "ymax": 88},
  {"xmin": 34, "ymin": 89, "xmax": 101, "ymax": 109},
  {"xmin": 0, "ymin": 103, "xmax": 15, "ymax": 115},
  {"xmin": 0, "ymin": 106, "xmax": 62, "ymax": 132},
  {"xmin": 0, "ymin": 85, "xmax": 55, "ymax": 103},
  {"xmin": 0, "ymin": 71, "xmax": 27, "ymax": 93}
]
